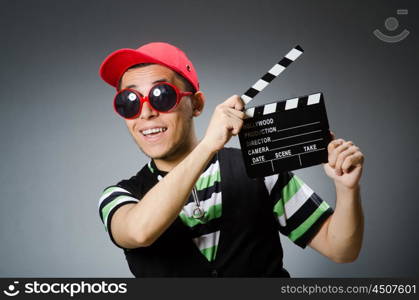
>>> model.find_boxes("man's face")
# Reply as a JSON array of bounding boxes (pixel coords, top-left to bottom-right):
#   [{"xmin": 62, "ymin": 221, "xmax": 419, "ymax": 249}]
[{"xmin": 120, "ymin": 64, "xmax": 195, "ymax": 160}]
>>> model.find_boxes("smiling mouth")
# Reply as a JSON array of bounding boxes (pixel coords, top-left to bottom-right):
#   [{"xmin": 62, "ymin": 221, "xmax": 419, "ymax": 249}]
[{"xmin": 141, "ymin": 127, "xmax": 167, "ymax": 136}]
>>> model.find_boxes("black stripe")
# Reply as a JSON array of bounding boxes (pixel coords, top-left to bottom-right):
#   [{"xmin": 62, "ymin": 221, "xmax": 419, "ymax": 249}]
[
  {"xmin": 295, "ymin": 45, "xmax": 304, "ymax": 52},
  {"xmin": 99, "ymin": 191, "xmax": 135, "ymax": 220},
  {"xmin": 299, "ymin": 95, "xmax": 308, "ymax": 107},
  {"xmin": 150, "ymin": 152, "xmax": 218, "ymax": 179},
  {"xmin": 294, "ymin": 207, "xmax": 333, "ymax": 248},
  {"xmin": 244, "ymin": 87, "xmax": 259, "ymax": 98},
  {"xmin": 268, "ymin": 172, "xmax": 293, "ymax": 203},
  {"xmin": 106, "ymin": 201, "xmax": 139, "ymax": 249},
  {"xmin": 277, "ymin": 193, "xmax": 325, "ymax": 236},
  {"xmin": 184, "ymin": 181, "xmax": 221, "ymax": 205},
  {"xmin": 196, "ymin": 181, "xmax": 221, "ymax": 202},
  {"xmin": 254, "ymin": 106, "xmax": 265, "ymax": 117},
  {"xmin": 279, "ymin": 57, "xmax": 292, "ymax": 67},
  {"xmin": 261, "ymin": 72, "xmax": 276, "ymax": 83},
  {"xmin": 275, "ymin": 100, "xmax": 287, "ymax": 112},
  {"xmin": 184, "ymin": 158, "xmax": 221, "ymax": 204},
  {"xmin": 188, "ymin": 217, "xmax": 223, "ymax": 238}
]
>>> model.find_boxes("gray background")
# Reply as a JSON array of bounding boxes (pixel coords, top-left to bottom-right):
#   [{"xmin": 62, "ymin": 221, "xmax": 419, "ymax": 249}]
[{"xmin": 0, "ymin": 0, "xmax": 418, "ymax": 277}]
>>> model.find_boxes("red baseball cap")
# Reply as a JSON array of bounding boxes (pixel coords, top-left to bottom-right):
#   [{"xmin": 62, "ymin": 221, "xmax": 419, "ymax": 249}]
[{"xmin": 99, "ymin": 42, "xmax": 200, "ymax": 91}]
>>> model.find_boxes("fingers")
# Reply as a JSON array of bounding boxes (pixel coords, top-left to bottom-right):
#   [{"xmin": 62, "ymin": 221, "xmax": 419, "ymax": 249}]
[
  {"xmin": 228, "ymin": 116, "xmax": 244, "ymax": 135},
  {"xmin": 341, "ymin": 152, "xmax": 364, "ymax": 174},
  {"xmin": 212, "ymin": 104, "xmax": 244, "ymax": 136},
  {"xmin": 203, "ymin": 95, "xmax": 246, "ymax": 152},
  {"xmin": 328, "ymin": 141, "xmax": 354, "ymax": 168},
  {"xmin": 334, "ymin": 145, "xmax": 359, "ymax": 175},
  {"xmin": 216, "ymin": 96, "xmax": 246, "ymax": 134},
  {"xmin": 226, "ymin": 107, "xmax": 246, "ymax": 120},
  {"xmin": 328, "ymin": 139, "xmax": 353, "ymax": 162},
  {"xmin": 327, "ymin": 134, "xmax": 365, "ymax": 176},
  {"xmin": 223, "ymin": 95, "xmax": 245, "ymax": 111},
  {"xmin": 223, "ymin": 107, "xmax": 244, "ymax": 136},
  {"xmin": 327, "ymin": 138, "xmax": 345, "ymax": 153}
]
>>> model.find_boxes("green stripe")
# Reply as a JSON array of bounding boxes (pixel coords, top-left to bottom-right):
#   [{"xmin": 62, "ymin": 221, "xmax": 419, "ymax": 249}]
[
  {"xmin": 102, "ymin": 186, "xmax": 121, "ymax": 195},
  {"xmin": 273, "ymin": 175, "xmax": 304, "ymax": 217},
  {"xmin": 289, "ymin": 201, "xmax": 330, "ymax": 242},
  {"xmin": 101, "ymin": 195, "xmax": 135, "ymax": 231},
  {"xmin": 200, "ymin": 245, "xmax": 218, "ymax": 262},
  {"xmin": 147, "ymin": 162, "xmax": 154, "ymax": 173},
  {"xmin": 283, "ymin": 175, "xmax": 304, "ymax": 203},
  {"xmin": 195, "ymin": 170, "xmax": 221, "ymax": 191},
  {"xmin": 273, "ymin": 198, "xmax": 286, "ymax": 218},
  {"xmin": 179, "ymin": 203, "xmax": 222, "ymax": 227}
]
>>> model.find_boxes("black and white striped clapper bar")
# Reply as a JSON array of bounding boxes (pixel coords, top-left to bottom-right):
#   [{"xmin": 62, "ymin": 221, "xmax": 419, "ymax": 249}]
[{"xmin": 238, "ymin": 46, "xmax": 332, "ymax": 178}]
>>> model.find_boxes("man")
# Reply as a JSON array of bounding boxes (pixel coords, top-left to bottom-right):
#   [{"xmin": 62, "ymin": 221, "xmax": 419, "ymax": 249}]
[{"xmin": 98, "ymin": 42, "xmax": 364, "ymax": 277}]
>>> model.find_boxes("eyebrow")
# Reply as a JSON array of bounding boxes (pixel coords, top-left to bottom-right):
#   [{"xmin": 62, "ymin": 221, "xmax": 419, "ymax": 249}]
[
  {"xmin": 152, "ymin": 78, "xmax": 169, "ymax": 84},
  {"xmin": 124, "ymin": 78, "xmax": 169, "ymax": 96},
  {"xmin": 124, "ymin": 78, "xmax": 169, "ymax": 91}
]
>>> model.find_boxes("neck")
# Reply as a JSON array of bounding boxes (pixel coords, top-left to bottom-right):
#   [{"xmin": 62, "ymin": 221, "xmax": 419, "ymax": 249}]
[{"xmin": 153, "ymin": 135, "xmax": 199, "ymax": 172}]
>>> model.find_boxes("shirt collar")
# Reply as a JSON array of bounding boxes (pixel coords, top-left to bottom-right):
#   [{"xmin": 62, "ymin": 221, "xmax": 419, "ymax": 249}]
[
  {"xmin": 147, "ymin": 153, "xmax": 218, "ymax": 180},
  {"xmin": 148, "ymin": 159, "xmax": 168, "ymax": 179}
]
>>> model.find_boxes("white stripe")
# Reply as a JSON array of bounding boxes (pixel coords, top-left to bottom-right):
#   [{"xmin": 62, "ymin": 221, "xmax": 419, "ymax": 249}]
[
  {"xmin": 277, "ymin": 183, "xmax": 314, "ymax": 226},
  {"xmin": 264, "ymin": 174, "xmax": 279, "ymax": 195},
  {"xmin": 285, "ymin": 98, "xmax": 299, "ymax": 110},
  {"xmin": 98, "ymin": 187, "xmax": 131, "ymax": 208},
  {"xmin": 285, "ymin": 48, "xmax": 303, "ymax": 61},
  {"xmin": 252, "ymin": 79, "xmax": 269, "ymax": 91},
  {"xmin": 307, "ymin": 93, "xmax": 321, "ymax": 105},
  {"xmin": 193, "ymin": 230, "xmax": 220, "ymax": 250},
  {"xmin": 245, "ymin": 107, "xmax": 255, "ymax": 118},
  {"xmin": 241, "ymin": 94, "xmax": 253, "ymax": 104},
  {"xmin": 199, "ymin": 160, "xmax": 220, "ymax": 179},
  {"xmin": 268, "ymin": 64, "xmax": 285, "ymax": 76},
  {"xmin": 183, "ymin": 192, "xmax": 222, "ymax": 218},
  {"xmin": 103, "ymin": 197, "xmax": 139, "ymax": 227},
  {"xmin": 278, "ymin": 213, "xmax": 287, "ymax": 226},
  {"xmin": 263, "ymin": 103, "xmax": 277, "ymax": 115}
]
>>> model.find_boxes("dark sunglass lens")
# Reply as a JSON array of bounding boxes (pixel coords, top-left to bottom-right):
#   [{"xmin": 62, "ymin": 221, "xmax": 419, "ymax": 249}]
[
  {"xmin": 115, "ymin": 90, "xmax": 140, "ymax": 118},
  {"xmin": 149, "ymin": 84, "xmax": 177, "ymax": 112}
]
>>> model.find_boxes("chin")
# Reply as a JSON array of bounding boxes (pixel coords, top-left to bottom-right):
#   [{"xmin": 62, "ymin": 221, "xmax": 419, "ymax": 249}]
[
  {"xmin": 138, "ymin": 142, "xmax": 173, "ymax": 159},
  {"xmin": 144, "ymin": 141, "xmax": 187, "ymax": 161},
  {"xmin": 141, "ymin": 146, "xmax": 167, "ymax": 159}
]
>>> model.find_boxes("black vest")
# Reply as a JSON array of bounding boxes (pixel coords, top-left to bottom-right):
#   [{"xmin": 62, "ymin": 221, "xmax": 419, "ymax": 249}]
[{"xmin": 123, "ymin": 148, "xmax": 290, "ymax": 277}]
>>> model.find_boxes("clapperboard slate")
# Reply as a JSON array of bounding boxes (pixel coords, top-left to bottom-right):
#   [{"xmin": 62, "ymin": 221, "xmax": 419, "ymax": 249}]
[
  {"xmin": 238, "ymin": 93, "xmax": 331, "ymax": 178},
  {"xmin": 238, "ymin": 45, "xmax": 332, "ymax": 178}
]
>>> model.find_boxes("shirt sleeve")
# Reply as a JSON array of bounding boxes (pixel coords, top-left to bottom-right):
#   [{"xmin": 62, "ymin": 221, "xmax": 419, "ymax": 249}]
[
  {"xmin": 264, "ymin": 172, "xmax": 334, "ymax": 248},
  {"xmin": 98, "ymin": 184, "xmax": 139, "ymax": 248}
]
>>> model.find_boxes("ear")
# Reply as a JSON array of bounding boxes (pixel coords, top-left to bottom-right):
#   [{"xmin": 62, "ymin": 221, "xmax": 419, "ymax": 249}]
[{"xmin": 191, "ymin": 91, "xmax": 205, "ymax": 117}]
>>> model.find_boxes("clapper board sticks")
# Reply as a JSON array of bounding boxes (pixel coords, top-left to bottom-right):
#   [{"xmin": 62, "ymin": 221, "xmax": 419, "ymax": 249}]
[
  {"xmin": 238, "ymin": 46, "xmax": 332, "ymax": 178},
  {"xmin": 241, "ymin": 45, "xmax": 304, "ymax": 104}
]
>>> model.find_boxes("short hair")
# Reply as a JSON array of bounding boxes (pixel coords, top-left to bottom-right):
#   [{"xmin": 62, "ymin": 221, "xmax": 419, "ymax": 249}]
[{"xmin": 117, "ymin": 63, "xmax": 196, "ymax": 93}]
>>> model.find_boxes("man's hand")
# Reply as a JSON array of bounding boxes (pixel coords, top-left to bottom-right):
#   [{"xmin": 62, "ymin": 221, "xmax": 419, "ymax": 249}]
[
  {"xmin": 323, "ymin": 131, "xmax": 365, "ymax": 189},
  {"xmin": 311, "ymin": 131, "xmax": 365, "ymax": 262},
  {"xmin": 201, "ymin": 95, "xmax": 245, "ymax": 153}
]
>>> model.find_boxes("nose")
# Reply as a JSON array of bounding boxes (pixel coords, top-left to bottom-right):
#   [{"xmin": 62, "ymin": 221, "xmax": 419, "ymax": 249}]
[{"xmin": 139, "ymin": 101, "xmax": 159, "ymax": 120}]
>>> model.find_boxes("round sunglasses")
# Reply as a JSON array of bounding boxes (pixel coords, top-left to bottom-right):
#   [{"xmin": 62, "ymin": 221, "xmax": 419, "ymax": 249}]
[{"xmin": 113, "ymin": 82, "xmax": 193, "ymax": 119}]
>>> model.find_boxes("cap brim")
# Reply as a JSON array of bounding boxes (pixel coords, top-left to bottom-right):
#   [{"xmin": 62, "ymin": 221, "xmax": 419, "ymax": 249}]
[{"xmin": 99, "ymin": 48, "xmax": 163, "ymax": 88}]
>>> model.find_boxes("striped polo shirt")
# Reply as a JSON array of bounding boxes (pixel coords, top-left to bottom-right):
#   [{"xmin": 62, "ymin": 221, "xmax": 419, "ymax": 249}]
[
  {"xmin": 98, "ymin": 147, "xmax": 333, "ymax": 274},
  {"xmin": 148, "ymin": 154, "xmax": 222, "ymax": 261}
]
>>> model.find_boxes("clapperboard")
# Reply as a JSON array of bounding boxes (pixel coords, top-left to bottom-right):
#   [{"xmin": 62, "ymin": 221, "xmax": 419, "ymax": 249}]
[{"xmin": 238, "ymin": 46, "xmax": 332, "ymax": 178}]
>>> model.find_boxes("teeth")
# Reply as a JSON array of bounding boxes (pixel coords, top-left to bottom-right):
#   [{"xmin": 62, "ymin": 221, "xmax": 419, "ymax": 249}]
[{"xmin": 142, "ymin": 127, "xmax": 167, "ymax": 136}]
